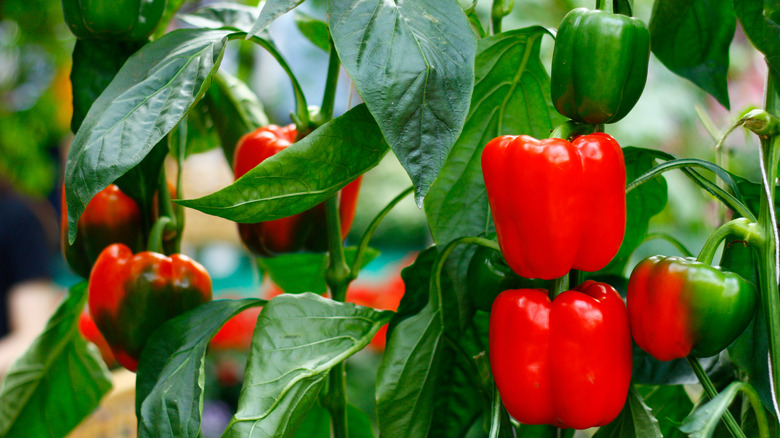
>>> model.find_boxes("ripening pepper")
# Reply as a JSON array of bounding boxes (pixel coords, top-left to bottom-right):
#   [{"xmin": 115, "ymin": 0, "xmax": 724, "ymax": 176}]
[
  {"xmin": 233, "ymin": 124, "xmax": 362, "ymax": 257},
  {"xmin": 481, "ymin": 133, "xmax": 625, "ymax": 280},
  {"xmin": 490, "ymin": 281, "xmax": 632, "ymax": 429},
  {"xmin": 466, "ymin": 244, "xmax": 548, "ymax": 312},
  {"xmin": 550, "ymin": 8, "xmax": 650, "ymax": 124},
  {"xmin": 627, "ymin": 255, "xmax": 757, "ymax": 361},
  {"xmin": 61, "ymin": 184, "xmax": 143, "ymax": 279},
  {"xmin": 61, "ymin": 0, "xmax": 167, "ymax": 41},
  {"xmin": 89, "ymin": 243, "xmax": 212, "ymax": 371}
]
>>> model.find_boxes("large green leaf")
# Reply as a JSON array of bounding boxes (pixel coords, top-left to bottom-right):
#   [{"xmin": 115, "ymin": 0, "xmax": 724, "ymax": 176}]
[
  {"xmin": 177, "ymin": 104, "xmax": 389, "ymax": 222},
  {"xmin": 0, "ymin": 283, "xmax": 113, "ymax": 438},
  {"xmin": 222, "ymin": 293, "xmax": 392, "ymax": 437},
  {"xmin": 328, "ymin": 0, "xmax": 477, "ymax": 205},
  {"xmin": 294, "ymin": 11, "xmax": 330, "ymax": 52},
  {"xmin": 679, "ymin": 381, "xmax": 748, "ymax": 437},
  {"xmin": 136, "ymin": 298, "xmax": 264, "ymax": 438},
  {"xmin": 593, "ymin": 387, "xmax": 662, "ymax": 438},
  {"xmin": 179, "ymin": 2, "xmax": 266, "ymax": 36},
  {"xmin": 637, "ymin": 385, "xmax": 693, "ymax": 438},
  {"xmin": 734, "ymin": 0, "xmax": 780, "ymax": 80},
  {"xmin": 295, "ymin": 403, "xmax": 376, "ymax": 438},
  {"xmin": 64, "ymin": 28, "xmax": 234, "ymax": 243},
  {"xmin": 650, "ymin": 0, "xmax": 735, "ymax": 108}
]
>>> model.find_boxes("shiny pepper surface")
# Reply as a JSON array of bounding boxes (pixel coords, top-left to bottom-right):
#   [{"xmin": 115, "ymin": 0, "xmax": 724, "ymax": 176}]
[
  {"xmin": 481, "ymin": 133, "xmax": 625, "ymax": 280},
  {"xmin": 233, "ymin": 124, "xmax": 362, "ymax": 257},
  {"xmin": 61, "ymin": 0, "xmax": 166, "ymax": 41},
  {"xmin": 61, "ymin": 184, "xmax": 143, "ymax": 279},
  {"xmin": 627, "ymin": 256, "xmax": 757, "ymax": 361},
  {"xmin": 490, "ymin": 281, "xmax": 632, "ymax": 429},
  {"xmin": 466, "ymin": 245, "xmax": 548, "ymax": 312},
  {"xmin": 551, "ymin": 8, "xmax": 650, "ymax": 124},
  {"xmin": 89, "ymin": 243, "xmax": 212, "ymax": 371}
]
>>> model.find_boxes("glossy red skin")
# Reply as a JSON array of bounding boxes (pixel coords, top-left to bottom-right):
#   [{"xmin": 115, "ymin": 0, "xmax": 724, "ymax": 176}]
[
  {"xmin": 233, "ymin": 124, "xmax": 362, "ymax": 256},
  {"xmin": 61, "ymin": 184, "xmax": 143, "ymax": 278},
  {"xmin": 78, "ymin": 311, "xmax": 117, "ymax": 368},
  {"xmin": 489, "ymin": 281, "xmax": 632, "ymax": 429},
  {"xmin": 481, "ymin": 133, "xmax": 626, "ymax": 280},
  {"xmin": 210, "ymin": 306, "xmax": 262, "ymax": 351},
  {"xmin": 89, "ymin": 244, "xmax": 213, "ymax": 372}
]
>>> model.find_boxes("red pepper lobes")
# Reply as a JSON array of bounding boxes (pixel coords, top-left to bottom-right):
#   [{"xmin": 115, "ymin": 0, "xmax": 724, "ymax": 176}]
[
  {"xmin": 233, "ymin": 124, "xmax": 362, "ymax": 257},
  {"xmin": 61, "ymin": 184, "xmax": 143, "ymax": 278},
  {"xmin": 489, "ymin": 281, "xmax": 632, "ymax": 429},
  {"xmin": 481, "ymin": 133, "xmax": 625, "ymax": 280},
  {"xmin": 88, "ymin": 243, "xmax": 213, "ymax": 372}
]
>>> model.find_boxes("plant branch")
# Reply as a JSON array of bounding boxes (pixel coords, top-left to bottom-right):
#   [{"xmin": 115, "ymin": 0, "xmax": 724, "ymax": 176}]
[{"xmin": 687, "ymin": 357, "xmax": 747, "ymax": 438}]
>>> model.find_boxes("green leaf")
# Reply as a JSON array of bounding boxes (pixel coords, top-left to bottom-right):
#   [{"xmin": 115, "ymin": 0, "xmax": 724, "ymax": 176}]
[
  {"xmin": 179, "ymin": 3, "xmax": 267, "ymax": 36},
  {"xmin": 136, "ymin": 298, "xmax": 264, "ymax": 438},
  {"xmin": 734, "ymin": 0, "xmax": 780, "ymax": 80},
  {"xmin": 0, "ymin": 283, "xmax": 113, "ymax": 438},
  {"xmin": 177, "ymin": 104, "xmax": 389, "ymax": 222},
  {"xmin": 679, "ymin": 382, "xmax": 744, "ymax": 437},
  {"xmin": 294, "ymin": 11, "xmax": 330, "ymax": 52},
  {"xmin": 170, "ymin": 101, "xmax": 222, "ymax": 160},
  {"xmin": 259, "ymin": 247, "xmax": 380, "ymax": 295},
  {"xmin": 204, "ymin": 70, "xmax": 270, "ymax": 166},
  {"xmin": 650, "ymin": 0, "xmax": 735, "ymax": 108},
  {"xmin": 64, "ymin": 28, "xmax": 233, "ymax": 244},
  {"xmin": 377, "ymin": 247, "xmax": 460, "ymax": 437},
  {"xmin": 632, "ymin": 348, "xmax": 730, "ymax": 385},
  {"xmin": 154, "ymin": 0, "xmax": 187, "ymax": 39},
  {"xmin": 249, "ymin": 0, "xmax": 305, "ymax": 37},
  {"xmin": 222, "ymin": 293, "xmax": 392, "ymax": 437},
  {"xmin": 329, "ymin": 0, "xmax": 477, "ymax": 205},
  {"xmin": 593, "ymin": 387, "xmax": 662, "ymax": 438},
  {"xmin": 599, "ymin": 147, "xmax": 668, "ymax": 275},
  {"xmin": 295, "ymin": 403, "xmax": 376, "ymax": 438},
  {"xmin": 637, "ymin": 385, "xmax": 693, "ymax": 438}
]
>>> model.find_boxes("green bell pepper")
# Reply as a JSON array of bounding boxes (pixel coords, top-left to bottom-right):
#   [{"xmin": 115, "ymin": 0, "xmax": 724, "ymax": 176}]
[
  {"xmin": 550, "ymin": 8, "xmax": 650, "ymax": 124},
  {"xmin": 61, "ymin": 0, "xmax": 166, "ymax": 41},
  {"xmin": 467, "ymin": 244, "xmax": 548, "ymax": 312}
]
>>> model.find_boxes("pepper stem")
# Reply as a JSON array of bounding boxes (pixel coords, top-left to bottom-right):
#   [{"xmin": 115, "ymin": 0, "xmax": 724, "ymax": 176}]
[
  {"xmin": 549, "ymin": 275, "xmax": 569, "ymax": 299},
  {"xmin": 696, "ymin": 218, "xmax": 760, "ymax": 265},
  {"xmin": 549, "ymin": 120, "xmax": 597, "ymax": 141},
  {"xmin": 147, "ymin": 216, "xmax": 173, "ymax": 254}
]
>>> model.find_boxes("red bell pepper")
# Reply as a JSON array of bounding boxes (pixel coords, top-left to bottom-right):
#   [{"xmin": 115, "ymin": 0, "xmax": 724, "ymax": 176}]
[
  {"xmin": 489, "ymin": 281, "xmax": 632, "ymax": 429},
  {"xmin": 233, "ymin": 124, "xmax": 362, "ymax": 257},
  {"xmin": 89, "ymin": 243, "xmax": 213, "ymax": 371},
  {"xmin": 481, "ymin": 133, "xmax": 625, "ymax": 280}
]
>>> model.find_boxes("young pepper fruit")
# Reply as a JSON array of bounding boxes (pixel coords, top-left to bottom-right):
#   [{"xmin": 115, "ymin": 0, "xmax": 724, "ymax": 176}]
[
  {"xmin": 627, "ymin": 255, "xmax": 757, "ymax": 361},
  {"xmin": 550, "ymin": 8, "xmax": 650, "ymax": 124},
  {"xmin": 233, "ymin": 124, "xmax": 362, "ymax": 257},
  {"xmin": 466, "ymin": 244, "xmax": 548, "ymax": 312},
  {"xmin": 61, "ymin": 184, "xmax": 143, "ymax": 279},
  {"xmin": 481, "ymin": 133, "xmax": 625, "ymax": 280},
  {"xmin": 490, "ymin": 281, "xmax": 632, "ymax": 429},
  {"xmin": 89, "ymin": 243, "xmax": 213, "ymax": 372},
  {"xmin": 61, "ymin": 0, "xmax": 166, "ymax": 41}
]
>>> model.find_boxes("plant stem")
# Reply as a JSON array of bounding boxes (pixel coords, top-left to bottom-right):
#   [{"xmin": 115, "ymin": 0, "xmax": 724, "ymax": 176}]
[
  {"xmin": 549, "ymin": 120, "xmax": 596, "ymax": 141},
  {"xmin": 696, "ymin": 218, "xmax": 759, "ymax": 265},
  {"xmin": 320, "ymin": 40, "xmax": 340, "ymax": 124},
  {"xmin": 147, "ymin": 216, "xmax": 172, "ymax": 254},
  {"xmin": 687, "ymin": 357, "xmax": 747, "ymax": 438},
  {"xmin": 351, "ymin": 186, "xmax": 414, "ymax": 274},
  {"xmin": 742, "ymin": 383, "xmax": 772, "ymax": 438},
  {"xmin": 489, "ymin": 384, "xmax": 502, "ymax": 438},
  {"xmin": 549, "ymin": 275, "xmax": 569, "ymax": 299}
]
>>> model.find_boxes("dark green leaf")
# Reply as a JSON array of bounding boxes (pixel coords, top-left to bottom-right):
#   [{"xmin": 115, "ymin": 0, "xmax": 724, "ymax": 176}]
[
  {"xmin": 249, "ymin": 0, "xmax": 305, "ymax": 37},
  {"xmin": 377, "ymin": 247, "xmax": 462, "ymax": 437},
  {"xmin": 64, "ymin": 28, "xmax": 233, "ymax": 244},
  {"xmin": 679, "ymin": 381, "xmax": 744, "ymax": 437},
  {"xmin": 650, "ymin": 0, "xmax": 735, "ymax": 108},
  {"xmin": 179, "ymin": 3, "xmax": 267, "ymax": 36},
  {"xmin": 259, "ymin": 246, "xmax": 380, "ymax": 294},
  {"xmin": 70, "ymin": 39, "xmax": 143, "ymax": 133},
  {"xmin": 593, "ymin": 387, "xmax": 662, "ymax": 438},
  {"xmin": 136, "ymin": 298, "xmax": 264, "ymax": 438},
  {"xmin": 295, "ymin": 403, "xmax": 376, "ymax": 438},
  {"xmin": 222, "ymin": 293, "xmax": 392, "ymax": 437},
  {"xmin": 329, "ymin": 0, "xmax": 477, "ymax": 205},
  {"xmin": 204, "ymin": 70, "xmax": 270, "ymax": 166},
  {"xmin": 734, "ymin": 0, "xmax": 780, "ymax": 80},
  {"xmin": 177, "ymin": 104, "xmax": 389, "ymax": 222},
  {"xmin": 599, "ymin": 147, "xmax": 668, "ymax": 275},
  {"xmin": 637, "ymin": 385, "xmax": 693, "ymax": 438},
  {"xmin": 0, "ymin": 283, "xmax": 113, "ymax": 438},
  {"xmin": 294, "ymin": 11, "xmax": 330, "ymax": 52},
  {"xmin": 632, "ymin": 348, "xmax": 730, "ymax": 385}
]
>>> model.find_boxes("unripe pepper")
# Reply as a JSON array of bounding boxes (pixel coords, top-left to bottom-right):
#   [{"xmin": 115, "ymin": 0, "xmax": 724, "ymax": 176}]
[
  {"xmin": 61, "ymin": 0, "xmax": 167, "ymax": 41},
  {"xmin": 481, "ymin": 133, "xmax": 625, "ymax": 280},
  {"xmin": 627, "ymin": 255, "xmax": 757, "ymax": 361},
  {"xmin": 466, "ymin": 245, "xmax": 548, "ymax": 312},
  {"xmin": 550, "ymin": 8, "xmax": 650, "ymax": 124},
  {"xmin": 89, "ymin": 243, "xmax": 212, "ymax": 371},
  {"xmin": 489, "ymin": 281, "xmax": 632, "ymax": 429},
  {"xmin": 233, "ymin": 124, "xmax": 362, "ymax": 257},
  {"xmin": 61, "ymin": 184, "xmax": 143, "ymax": 278}
]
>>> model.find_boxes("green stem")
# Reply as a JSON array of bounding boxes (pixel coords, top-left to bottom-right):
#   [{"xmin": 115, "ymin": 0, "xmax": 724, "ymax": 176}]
[
  {"xmin": 741, "ymin": 383, "xmax": 772, "ymax": 438},
  {"xmin": 596, "ymin": 0, "xmax": 614, "ymax": 13},
  {"xmin": 157, "ymin": 166, "xmax": 180, "ymax": 254},
  {"xmin": 643, "ymin": 232, "xmax": 694, "ymax": 257},
  {"xmin": 549, "ymin": 120, "xmax": 597, "ymax": 141},
  {"xmin": 320, "ymin": 40, "xmax": 340, "ymax": 124},
  {"xmin": 147, "ymin": 216, "xmax": 173, "ymax": 254},
  {"xmin": 489, "ymin": 384, "xmax": 502, "ymax": 438},
  {"xmin": 696, "ymin": 218, "xmax": 759, "ymax": 265},
  {"xmin": 549, "ymin": 275, "xmax": 569, "ymax": 299},
  {"xmin": 351, "ymin": 186, "xmax": 414, "ymax": 274},
  {"xmin": 244, "ymin": 35, "xmax": 310, "ymax": 136},
  {"xmin": 687, "ymin": 357, "xmax": 747, "ymax": 438},
  {"xmin": 430, "ymin": 237, "xmax": 500, "ymax": 309}
]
